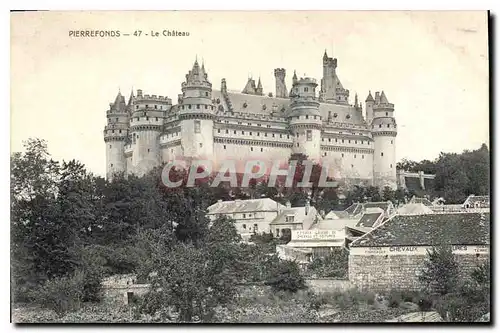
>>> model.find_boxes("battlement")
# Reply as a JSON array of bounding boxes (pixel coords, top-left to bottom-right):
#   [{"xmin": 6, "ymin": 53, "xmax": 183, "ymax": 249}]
[
  {"xmin": 373, "ymin": 102, "xmax": 394, "ymax": 110},
  {"xmin": 274, "ymin": 68, "xmax": 286, "ymax": 76},
  {"xmin": 181, "ymin": 81, "xmax": 212, "ymax": 90},
  {"xmin": 297, "ymin": 77, "xmax": 318, "ymax": 85},
  {"xmin": 135, "ymin": 91, "xmax": 172, "ymax": 104}
]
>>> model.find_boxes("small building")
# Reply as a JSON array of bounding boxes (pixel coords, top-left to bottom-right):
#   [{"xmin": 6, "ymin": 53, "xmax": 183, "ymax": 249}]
[
  {"xmin": 396, "ymin": 202, "xmax": 434, "ymax": 215},
  {"xmin": 462, "ymin": 194, "xmax": 490, "ymax": 209},
  {"xmin": 349, "ymin": 212, "xmax": 490, "ymax": 291},
  {"xmin": 276, "ymin": 229, "xmax": 346, "ymax": 263},
  {"xmin": 207, "ymin": 198, "xmax": 285, "ymax": 239},
  {"xmin": 269, "ymin": 201, "xmax": 320, "ymax": 238},
  {"xmin": 102, "ymin": 274, "xmax": 150, "ymax": 305}
]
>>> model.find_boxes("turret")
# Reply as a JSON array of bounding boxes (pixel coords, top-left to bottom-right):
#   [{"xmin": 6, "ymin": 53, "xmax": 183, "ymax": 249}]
[
  {"xmin": 104, "ymin": 91, "xmax": 129, "ymax": 179},
  {"xmin": 319, "ymin": 50, "xmax": 348, "ymax": 104},
  {"xmin": 256, "ymin": 77, "xmax": 263, "ymax": 96},
  {"xmin": 128, "ymin": 89, "xmax": 172, "ymax": 176},
  {"xmin": 178, "ymin": 58, "xmax": 215, "ymax": 159},
  {"xmin": 365, "ymin": 91, "xmax": 375, "ymax": 124},
  {"xmin": 274, "ymin": 68, "xmax": 287, "ymax": 98},
  {"xmin": 287, "ymin": 76, "xmax": 322, "ymax": 161},
  {"xmin": 370, "ymin": 90, "xmax": 397, "ymax": 189}
]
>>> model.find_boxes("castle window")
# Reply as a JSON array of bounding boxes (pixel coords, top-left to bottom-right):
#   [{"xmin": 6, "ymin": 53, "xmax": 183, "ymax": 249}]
[
  {"xmin": 234, "ymin": 130, "xmax": 236, "ymax": 134},
  {"xmin": 306, "ymin": 115, "xmax": 309, "ymax": 119},
  {"xmin": 205, "ymin": 92, "xmax": 209, "ymax": 97},
  {"xmin": 200, "ymin": 143, "xmax": 203, "ymax": 148},
  {"xmin": 348, "ymin": 140, "xmax": 351, "ymax": 143},
  {"xmin": 346, "ymin": 114, "xmax": 351, "ymax": 119},
  {"xmin": 267, "ymin": 125, "xmax": 271, "ymax": 128},
  {"xmin": 250, "ymin": 132, "xmax": 253, "ymax": 136},
  {"xmin": 110, "ymin": 163, "xmax": 113, "ymax": 167},
  {"xmin": 115, "ymin": 117, "xmax": 118, "ymax": 122},
  {"xmin": 387, "ymin": 124, "xmax": 390, "ymax": 128},
  {"xmin": 386, "ymin": 112, "xmax": 388, "ymax": 116},
  {"xmin": 361, "ymin": 140, "xmax": 363, "ymax": 144},
  {"xmin": 119, "ymin": 130, "xmax": 122, "ymax": 133},
  {"xmin": 381, "ymin": 152, "xmax": 384, "ymax": 157},
  {"xmin": 304, "ymin": 87, "xmax": 309, "ymax": 92},
  {"xmin": 188, "ymin": 105, "xmax": 192, "ymax": 109},
  {"xmin": 324, "ymin": 152, "xmax": 327, "ymax": 156},
  {"xmin": 194, "ymin": 120, "xmax": 201, "ymax": 133},
  {"xmin": 248, "ymin": 123, "xmax": 252, "ymax": 126},
  {"xmin": 341, "ymin": 153, "xmax": 344, "ymax": 158},
  {"xmin": 297, "ymin": 143, "xmax": 299, "ymax": 147},
  {"xmin": 148, "ymin": 149, "xmax": 150, "ymax": 153},
  {"xmin": 280, "ymin": 134, "xmax": 282, "ymax": 138},
  {"xmin": 181, "ymin": 105, "xmax": 184, "ymax": 110},
  {"xmin": 112, "ymin": 130, "xmax": 115, "ymax": 133},
  {"xmin": 137, "ymin": 117, "xmax": 139, "ymax": 121},
  {"xmin": 205, "ymin": 105, "xmax": 208, "ymax": 109},
  {"xmin": 145, "ymin": 105, "xmax": 148, "ymax": 108},
  {"xmin": 218, "ymin": 129, "xmax": 221, "ymax": 133},
  {"xmin": 109, "ymin": 145, "xmax": 112, "ymax": 149},
  {"xmin": 156, "ymin": 117, "xmax": 158, "ymax": 121},
  {"xmin": 243, "ymin": 224, "xmax": 246, "ymax": 229},
  {"xmin": 154, "ymin": 105, "xmax": 157, "ymax": 109},
  {"xmin": 242, "ymin": 131, "xmax": 245, "ymax": 135},
  {"xmin": 223, "ymin": 145, "xmax": 226, "ymax": 149},
  {"xmin": 379, "ymin": 124, "xmax": 382, "ymax": 128},
  {"xmin": 243, "ymin": 102, "xmax": 248, "ymax": 108},
  {"xmin": 272, "ymin": 133, "xmax": 275, "ymax": 138},
  {"xmin": 254, "ymin": 224, "xmax": 258, "ymax": 231},
  {"xmin": 390, "ymin": 164, "xmax": 393, "ymax": 168},
  {"xmin": 197, "ymin": 104, "xmax": 200, "ymax": 109},
  {"xmin": 146, "ymin": 117, "xmax": 149, "ymax": 120},
  {"xmin": 136, "ymin": 105, "xmax": 139, "ymax": 109},
  {"xmin": 171, "ymin": 149, "xmax": 173, "ymax": 153},
  {"xmin": 261, "ymin": 148, "xmax": 263, "ymax": 152},
  {"xmin": 251, "ymin": 147, "xmax": 253, "ymax": 152},
  {"xmin": 306, "ymin": 130, "xmax": 312, "ymax": 141},
  {"xmin": 225, "ymin": 129, "xmax": 229, "ymax": 134},
  {"xmin": 257, "ymin": 132, "xmax": 260, "ymax": 136},
  {"xmin": 362, "ymin": 155, "xmax": 364, "ymax": 159},
  {"xmin": 391, "ymin": 140, "xmax": 393, "ymax": 144},
  {"xmin": 355, "ymin": 140, "xmax": 357, "ymax": 144},
  {"xmin": 314, "ymin": 116, "xmax": 317, "ymax": 120},
  {"xmin": 354, "ymin": 155, "xmax": 356, "ymax": 158},
  {"xmin": 342, "ymin": 139, "xmax": 344, "ymax": 143},
  {"xmin": 333, "ymin": 113, "xmax": 338, "ymax": 118},
  {"xmin": 335, "ymin": 138, "xmax": 338, "ymax": 143},
  {"xmin": 287, "ymin": 135, "xmax": 290, "ymax": 139},
  {"xmin": 264, "ymin": 133, "xmax": 268, "ymax": 137},
  {"xmin": 351, "ymin": 164, "xmax": 354, "ymax": 168},
  {"xmin": 238, "ymin": 122, "xmax": 242, "ymax": 125},
  {"xmin": 258, "ymin": 123, "xmax": 262, "ymax": 127}
]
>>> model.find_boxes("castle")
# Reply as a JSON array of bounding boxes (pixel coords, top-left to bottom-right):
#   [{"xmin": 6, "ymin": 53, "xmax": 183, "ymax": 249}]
[{"xmin": 104, "ymin": 51, "xmax": 398, "ymax": 188}]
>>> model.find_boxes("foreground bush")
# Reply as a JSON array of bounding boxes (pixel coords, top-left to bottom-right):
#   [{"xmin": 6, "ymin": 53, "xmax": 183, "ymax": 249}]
[
  {"xmin": 265, "ymin": 260, "xmax": 306, "ymax": 293},
  {"xmin": 30, "ymin": 271, "xmax": 85, "ymax": 315},
  {"xmin": 306, "ymin": 249, "xmax": 349, "ymax": 278}
]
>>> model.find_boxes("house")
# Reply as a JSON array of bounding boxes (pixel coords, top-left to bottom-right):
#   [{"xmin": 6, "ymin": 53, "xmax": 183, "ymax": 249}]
[
  {"xmin": 349, "ymin": 212, "xmax": 490, "ymax": 291},
  {"xmin": 269, "ymin": 201, "xmax": 320, "ymax": 238},
  {"xmin": 207, "ymin": 198, "xmax": 285, "ymax": 239},
  {"xmin": 462, "ymin": 194, "xmax": 490, "ymax": 209}
]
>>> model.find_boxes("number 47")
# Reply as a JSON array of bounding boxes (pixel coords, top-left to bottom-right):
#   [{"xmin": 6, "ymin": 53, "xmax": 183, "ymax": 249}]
[{"xmin": 134, "ymin": 30, "xmax": 142, "ymax": 36}]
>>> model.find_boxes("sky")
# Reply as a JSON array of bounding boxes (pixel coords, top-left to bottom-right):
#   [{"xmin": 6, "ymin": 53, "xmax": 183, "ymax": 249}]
[{"xmin": 10, "ymin": 11, "xmax": 489, "ymax": 177}]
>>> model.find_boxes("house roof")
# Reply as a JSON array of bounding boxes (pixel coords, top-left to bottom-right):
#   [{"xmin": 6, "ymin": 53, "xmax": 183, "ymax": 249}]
[
  {"xmin": 207, "ymin": 198, "xmax": 284, "ymax": 214},
  {"xmin": 270, "ymin": 206, "xmax": 318, "ymax": 225},
  {"xmin": 463, "ymin": 195, "xmax": 490, "ymax": 207},
  {"xmin": 310, "ymin": 218, "xmax": 359, "ymax": 230},
  {"xmin": 355, "ymin": 212, "xmax": 383, "ymax": 228},
  {"xmin": 344, "ymin": 203, "xmax": 363, "ymax": 215},
  {"xmin": 324, "ymin": 210, "xmax": 350, "ymax": 219},
  {"xmin": 409, "ymin": 197, "xmax": 433, "ymax": 206},
  {"xmin": 350, "ymin": 212, "xmax": 490, "ymax": 247},
  {"xmin": 363, "ymin": 201, "xmax": 392, "ymax": 212},
  {"xmin": 396, "ymin": 203, "xmax": 434, "ymax": 215}
]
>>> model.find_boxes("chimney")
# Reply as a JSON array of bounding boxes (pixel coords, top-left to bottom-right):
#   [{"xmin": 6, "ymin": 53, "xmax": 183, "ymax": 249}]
[
  {"xmin": 277, "ymin": 201, "xmax": 282, "ymax": 215},
  {"xmin": 286, "ymin": 201, "xmax": 291, "ymax": 209},
  {"xmin": 217, "ymin": 199, "xmax": 222, "ymax": 203},
  {"xmin": 305, "ymin": 200, "xmax": 310, "ymax": 216},
  {"xmin": 137, "ymin": 89, "xmax": 143, "ymax": 98},
  {"xmin": 418, "ymin": 171, "xmax": 425, "ymax": 190}
]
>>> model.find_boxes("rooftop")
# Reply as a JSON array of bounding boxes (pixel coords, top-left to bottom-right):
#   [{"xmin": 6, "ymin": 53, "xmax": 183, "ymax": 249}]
[
  {"xmin": 350, "ymin": 212, "xmax": 490, "ymax": 247},
  {"xmin": 207, "ymin": 198, "xmax": 284, "ymax": 215}
]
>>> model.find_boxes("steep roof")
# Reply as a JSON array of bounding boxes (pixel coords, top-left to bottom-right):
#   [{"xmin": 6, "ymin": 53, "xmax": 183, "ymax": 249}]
[
  {"xmin": 379, "ymin": 91, "xmax": 389, "ymax": 104},
  {"xmin": 345, "ymin": 203, "xmax": 363, "ymax": 215},
  {"xmin": 270, "ymin": 206, "xmax": 318, "ymax": 227},
  {"xmin": 355, "ymin": 212, "xmax": 383, "ymax": 228},
  {"xmin": 207, "ymin": 198, "xmax": 284, "ymax": 215},
  {"xmin": 363, "ymin": 201, "xmax": 392, "ymax": 212},
  {"xmin": 365, "ymin": 91, "xmax": 374, "ymax": 102},
  {"xmin": 350, "ymin": 212, "xmax": 490, "ymax": 247},
  {"xmin": 310, "ymin": 217, "xmax": 358, "ymax": 230},
  {"xmin": 409, "ymin": 197, "xmax": 433, "ymax": 206},
  {"xmin": 210, "ymin": 89, "xmax": 366, "ymax": 126}
]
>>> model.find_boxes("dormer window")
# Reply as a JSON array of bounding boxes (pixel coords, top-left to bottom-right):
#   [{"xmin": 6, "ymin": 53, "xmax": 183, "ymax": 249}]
[
  {"xmin": 346, "ymin": 114, "xmax": 351, "ymax": 119},
  {"xmin": 285, "ymin": 215, "xmax": 294, "ymax": 223},
  {"xmin": 243, "ymin": 102, "xmax": 248, "ymax": 108},
  {"xmin": 333, "ymin": 113, "xmax": 338, "ymax": 118}
]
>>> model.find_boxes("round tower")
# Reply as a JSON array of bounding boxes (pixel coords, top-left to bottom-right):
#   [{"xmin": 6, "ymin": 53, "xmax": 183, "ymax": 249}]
[
  {"xmin": 104, "ymin": 91, "xmax": 129, "ymax": 180},
  {"xmin": 179, "ymin": 59, "xmax": 215, "ymax": 159},
  {"xmin": 129, "ymin": 89, "xmax": 172, "ymax": 176},
  {"xmin": 371, "ymin": 91, "xmax": 397, "ymax": 189},
  {"xmin": 287, "ymin": 77, "xmax": 322, "ymax": 161}
]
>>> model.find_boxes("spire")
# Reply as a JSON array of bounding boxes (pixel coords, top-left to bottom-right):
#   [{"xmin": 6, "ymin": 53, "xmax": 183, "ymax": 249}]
[
  {"xmin": 127, "ymin": 88, "xmax": 134, "ymax": 106},
  {"xmin": 201, "ymin": 58, "xmax": 205, "ymax": 71},
  {"xmin": 380, "ymin": 91, "xmax": 389, "ymax": 104},
  {"xmin": 354, "ymin": 93, "xmax": 359, "ymax": 107},
  {"xmin": 292, "ymin": 70, "xmax": 298, "ymax": 83},
  {"xmin": 365, "ymin": 90, "xmax": 374, "ymax": 102},
  {"xmin": 323, "ymin": 49, "xmax": 328, "ymax": 61},
  {"xmin": 257, "ymin": 77, "xmax": 262, "ymax": 89}
]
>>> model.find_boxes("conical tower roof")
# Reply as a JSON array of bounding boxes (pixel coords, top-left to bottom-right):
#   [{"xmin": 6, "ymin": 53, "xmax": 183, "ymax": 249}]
[{"xmin": 365, "ymin": 91, "xmax": 374, "ymax": 102}]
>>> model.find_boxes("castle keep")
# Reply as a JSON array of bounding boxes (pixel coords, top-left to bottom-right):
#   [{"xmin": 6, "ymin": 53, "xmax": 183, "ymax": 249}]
[{"xmin": 104, "ymin": 51, "xmax": 398, "ymax": 188}]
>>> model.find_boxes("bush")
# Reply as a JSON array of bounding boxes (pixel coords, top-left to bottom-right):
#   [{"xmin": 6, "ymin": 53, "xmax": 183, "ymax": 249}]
[
  {"xmin": 305, "ymin": 248, "xmax": 349, "ymax": 278},
  {"xmin": 387, "ymin": 290, "xmax": 402, "ymax": 308},
  {"xmin": 418, "ymin": 246, "xmax": 459, "ymax": 295},
  {"xmin": 434, "ymin": 293, "xmax": 488, "ymax": 322},
  {"xmin": 30, "ymin": 270, "xmax": 85, "ymax": 315},
  {"xmin": 265, "ymin": 260, "xmax": 306, "ymax": 293}
]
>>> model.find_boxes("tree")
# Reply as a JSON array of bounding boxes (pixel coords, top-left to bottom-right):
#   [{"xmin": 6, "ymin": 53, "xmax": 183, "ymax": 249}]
[
  {"xmin": 265, "ymin": 259, "xmax": 306, "ymax": 292},
  {"xmin": 381, "ymin": 186, "xmax": 396, "ymax": 203},
  {"xmin": 418, "ymin": 246, "xmax": 459, "ymax": 295}
]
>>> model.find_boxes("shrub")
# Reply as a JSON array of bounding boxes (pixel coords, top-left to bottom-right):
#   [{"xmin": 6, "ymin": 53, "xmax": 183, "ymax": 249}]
[
  {"xmin": 265, "ymin": 260, "xmax": 306, "ymax": 293},
  {"xmin": 434, "ymin": 293, "xmax": 488, "ymax": 322},
  {"xmin": 387, "ymin": 290, "xmax": 402, "ymax": 308},
  {"xmin": 30, "ymin": 270, "xmax": 85, "ymax": 315},
  {"xmin": 418, "ymin": 246, "xmax": 459, "ymax": 295},
  {"xmin": 305, "ymin": 248, "xmax": 349, "ymax": 278}
]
